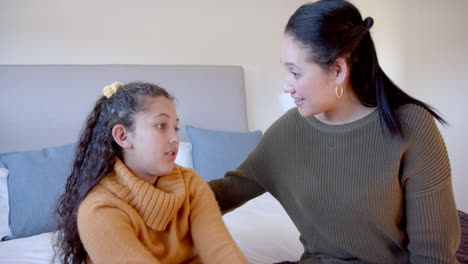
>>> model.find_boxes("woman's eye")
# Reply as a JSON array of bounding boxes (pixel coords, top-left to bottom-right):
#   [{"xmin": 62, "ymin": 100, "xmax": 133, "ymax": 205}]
[
  {"xmin": 175, "ymin": 127, "xmax": 180, "ymax": 132},
  {"xmin": 156, "ymin": 123, "xmax": 166, "ymax": 129}
]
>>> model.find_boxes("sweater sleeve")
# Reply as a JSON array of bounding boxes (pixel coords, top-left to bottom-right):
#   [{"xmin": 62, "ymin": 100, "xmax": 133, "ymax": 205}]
[
  {"xmin": 208, "ymin": 132, "xmax": 276, "ymax": 213},
  {"xmin": 187, "ymin": 169, "xmax": 248, "ymax": 264},
  {"xmin": 208, "ymin": 110, "xmax": 300, "ymax": 213},
  {"xmin": 77, "ymin": 199, "xmax": 160, "ymax": 264},
  {"xmin": 208, "ymin": 170, "xmax": 265, "ymax": 213},
  {"xmin": 400, "ymin": 107, "xmax": 460, "ymax": 263}
]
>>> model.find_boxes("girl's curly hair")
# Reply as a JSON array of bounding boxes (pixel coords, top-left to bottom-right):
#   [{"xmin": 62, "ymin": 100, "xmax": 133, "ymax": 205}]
[{"xmin": 53, "ymin": 82, "xmax": 173, "ymax": 264}]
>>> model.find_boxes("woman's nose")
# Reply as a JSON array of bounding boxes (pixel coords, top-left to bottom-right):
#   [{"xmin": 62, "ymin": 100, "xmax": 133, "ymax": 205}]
[{"xmin": 282, "ymin": 82, "xmax": 294, "ymax": 93}]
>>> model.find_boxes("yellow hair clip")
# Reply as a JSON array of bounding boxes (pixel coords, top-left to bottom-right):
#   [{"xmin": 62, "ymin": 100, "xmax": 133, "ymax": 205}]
[{"xmin": 103, "ymin": 81, "xmax": 124, "ymax": 99}]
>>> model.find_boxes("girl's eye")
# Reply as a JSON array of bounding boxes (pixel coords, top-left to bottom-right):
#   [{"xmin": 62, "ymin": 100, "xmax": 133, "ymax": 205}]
[
  {"xmin": 291, "ymin": 72, "xmax": 300, "ymax": 78},
  {"xmin": 175, "ymin": 127, "xmax": 180, "ymax": 132}
]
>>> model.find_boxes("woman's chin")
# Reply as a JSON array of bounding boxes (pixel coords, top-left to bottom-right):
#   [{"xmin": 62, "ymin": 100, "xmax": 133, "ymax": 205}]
[{"xmin": 297, "ymin": 107, "xmax": 315, "ymax": 118}]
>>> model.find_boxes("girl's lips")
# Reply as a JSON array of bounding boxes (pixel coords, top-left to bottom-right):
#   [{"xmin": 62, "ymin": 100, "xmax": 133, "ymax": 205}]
[{"xmin": 165, "ymin": 150, "xmax": 178, "ymax": 161}]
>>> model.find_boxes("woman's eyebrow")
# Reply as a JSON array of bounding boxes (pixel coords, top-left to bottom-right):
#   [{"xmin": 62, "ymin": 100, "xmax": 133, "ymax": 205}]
[{"xmin": 155, "ymin": 113, "xmax": 179, "ymax": 122}]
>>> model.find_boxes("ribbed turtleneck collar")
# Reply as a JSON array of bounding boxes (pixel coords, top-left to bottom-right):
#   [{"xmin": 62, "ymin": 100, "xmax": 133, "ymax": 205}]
[{"xmin": 100, "ymin": 159, "xmax": 186, "ymax": 231}]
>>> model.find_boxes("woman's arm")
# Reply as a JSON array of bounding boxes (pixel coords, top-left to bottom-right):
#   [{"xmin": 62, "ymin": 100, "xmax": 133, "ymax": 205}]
[
  {"xmin": 209, "ymin": 171, "xmax": 266, "ymax": 213},
  {"xmin": 77, "ymin": 201, "xmax": 160, "ymax": 264},
  {"xmin": 209, "ymin": 109, "xmax": 296, "ymax": 213},
  {"xmin": 401, "ymin": 107, "xmax": 460, "ymax": 263},
  {"xmin": 188, "ymin": 170, "xmax": 248, "ymax": 264},
  {"xmin": 208, "ymin": 133, "xmax": 273, "ymax": 213}
]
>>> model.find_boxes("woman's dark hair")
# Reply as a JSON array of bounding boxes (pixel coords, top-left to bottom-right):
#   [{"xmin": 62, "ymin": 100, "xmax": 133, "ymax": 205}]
[
  {"xmin": 285, "ymin": 0, "xmax": 446, "ymax": 136},
  {"xmin": 53, "ymin": 82, "xmax": 174, "ymax": 264}
]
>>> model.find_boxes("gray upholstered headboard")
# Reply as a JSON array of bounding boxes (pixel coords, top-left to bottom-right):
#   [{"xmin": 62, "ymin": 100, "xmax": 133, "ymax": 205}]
[{"xmin": 0, "ymin": 65, "xmax": 247, "ymax": 153}]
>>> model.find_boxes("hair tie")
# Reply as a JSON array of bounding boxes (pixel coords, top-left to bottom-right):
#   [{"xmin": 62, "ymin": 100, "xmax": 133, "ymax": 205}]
[
  {"xmin": 363, "ymin": 17, "xmax": 374, "ymax": 30},
  {"xmin": 103, "ymin": 81, "xmax": 124, "ymax": 99}
]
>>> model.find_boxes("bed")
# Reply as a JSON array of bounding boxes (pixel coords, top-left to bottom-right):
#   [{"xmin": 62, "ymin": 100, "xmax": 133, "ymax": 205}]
[{"xmin": 0, "ymin": 65, "xmax": 466, "ymax": 263}]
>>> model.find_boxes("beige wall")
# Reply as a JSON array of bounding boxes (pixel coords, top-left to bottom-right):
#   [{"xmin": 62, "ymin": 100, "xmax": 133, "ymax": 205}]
[
  {"xmin": 1, "ymin": 0, "xmax": 467, "ymax": 210},
  {"xmin": 0, "ymin": 0, "xmax": 307, "ymax": 131},
  {"xmin": 355, "ymin": 0, "xmax": 468, "ymax": 212},
  {"xmin": 400, "ymin": 0, "xmax": 468, "ymax": 212}
]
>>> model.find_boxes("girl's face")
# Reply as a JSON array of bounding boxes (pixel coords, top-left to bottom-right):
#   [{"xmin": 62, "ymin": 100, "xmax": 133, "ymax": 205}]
[
  {"xmin": 124, "ymin": 96, "xmax": 179, "ymax": 183},
  {"xmin": 281, "ymin": 35, "xmax": 338, "ymax": 118}
]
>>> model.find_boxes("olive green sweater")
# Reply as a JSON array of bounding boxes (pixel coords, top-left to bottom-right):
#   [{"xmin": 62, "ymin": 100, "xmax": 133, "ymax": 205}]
[{"xmin": 209, "ymin": 104, "xmax": 460, "ymax": 263}]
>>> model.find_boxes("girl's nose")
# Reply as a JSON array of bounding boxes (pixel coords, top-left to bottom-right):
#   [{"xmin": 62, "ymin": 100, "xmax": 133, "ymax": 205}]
[{"xmin": 169, "ymin": 130, "xmax": 179, "ymax": 144}]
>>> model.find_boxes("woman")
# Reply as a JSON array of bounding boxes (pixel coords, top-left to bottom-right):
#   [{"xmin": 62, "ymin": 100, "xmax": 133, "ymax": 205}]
[{"xmin": 209, "ymin": 0, "xmax": 460, "ymax": 263}]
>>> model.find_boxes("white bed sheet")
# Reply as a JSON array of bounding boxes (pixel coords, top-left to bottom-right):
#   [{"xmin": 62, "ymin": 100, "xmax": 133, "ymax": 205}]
[
  {"xmin": 0, "ymin": 232, "xmax": 58, "ymax": 264},
  {"xmin": 223, "ymin": 193, "xmax": 303, "ymax": 263},
  {"xmin": 0, "ymin": 193, "xmax": 302, "ymax": 264}
]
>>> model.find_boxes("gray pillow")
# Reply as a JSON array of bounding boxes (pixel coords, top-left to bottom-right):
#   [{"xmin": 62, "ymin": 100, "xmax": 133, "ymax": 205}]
[
  {"xmin": 186, "ymin": 126, "xmax": 262, "ymax": 181},
  {"xmin": 0, "ymin": 143, "xmax": 75, "ymax": 240}
]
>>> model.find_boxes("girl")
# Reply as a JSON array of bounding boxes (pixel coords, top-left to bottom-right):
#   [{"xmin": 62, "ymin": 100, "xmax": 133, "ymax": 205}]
[
  {"xmin": 209, "ymin": 0, "xmax": 460, "ymax": 263},
  {"xmin": 54, "ymin": 81, "xmax": 247, "ymax": 264}
]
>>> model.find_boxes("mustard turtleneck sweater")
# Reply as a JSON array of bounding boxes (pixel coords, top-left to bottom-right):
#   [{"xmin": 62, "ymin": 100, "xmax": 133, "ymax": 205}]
[{"xmin": 77, "ymin": 159, "xmax": 247, "ymax": 264}]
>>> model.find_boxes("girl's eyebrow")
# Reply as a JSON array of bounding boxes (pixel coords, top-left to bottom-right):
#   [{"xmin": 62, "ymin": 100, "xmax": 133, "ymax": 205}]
[{"xmin": 282, "ymin": 61, "xmax": 302, "ymax": 70}]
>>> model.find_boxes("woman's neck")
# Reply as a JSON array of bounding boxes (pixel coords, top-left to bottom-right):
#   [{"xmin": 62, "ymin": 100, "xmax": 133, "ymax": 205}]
[{"xmin": 315, "ymin": 90, "xmax": 376, "ymax": 125}]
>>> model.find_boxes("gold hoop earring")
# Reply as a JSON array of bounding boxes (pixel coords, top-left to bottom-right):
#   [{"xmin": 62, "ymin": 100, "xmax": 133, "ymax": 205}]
[{"xmin": 335, "ymin": 84, "xmax": 343, "ymax": 99}]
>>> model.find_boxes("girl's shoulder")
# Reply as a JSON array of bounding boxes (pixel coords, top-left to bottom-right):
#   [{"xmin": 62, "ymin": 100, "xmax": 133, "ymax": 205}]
[
  {"xmin": 79, "ymin": 183, "xmax": 124, "ymax": 209},
  {"xmin": 77, "ymin": 184, "xmax": 130, "ymax": 226}
]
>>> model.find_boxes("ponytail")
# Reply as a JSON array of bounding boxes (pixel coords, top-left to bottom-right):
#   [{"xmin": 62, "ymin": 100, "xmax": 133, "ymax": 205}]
[{"xmin": 352, "ymin": 26, "xmax": 446, "ymax": 136}]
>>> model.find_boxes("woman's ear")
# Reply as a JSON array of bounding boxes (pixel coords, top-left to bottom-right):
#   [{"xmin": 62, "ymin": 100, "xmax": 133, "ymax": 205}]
[
  {"xmin": 112, "ymin": 124, "xmax": 133, "ymax": 149},
  {"xmin": 332, "ymin": 57, "xmax": 349, "ymax": 85}
]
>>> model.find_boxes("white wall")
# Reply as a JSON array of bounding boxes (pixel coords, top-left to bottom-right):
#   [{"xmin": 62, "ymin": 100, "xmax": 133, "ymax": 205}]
[{"xmin": 1, "ymin": 0, "xmax": 467, "ymax": 211}]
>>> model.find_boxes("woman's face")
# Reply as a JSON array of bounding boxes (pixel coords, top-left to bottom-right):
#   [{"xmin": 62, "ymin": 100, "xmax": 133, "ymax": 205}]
[{"xmin": 281, "ymin": 35, "xmax": 338, "ymax": 118}]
